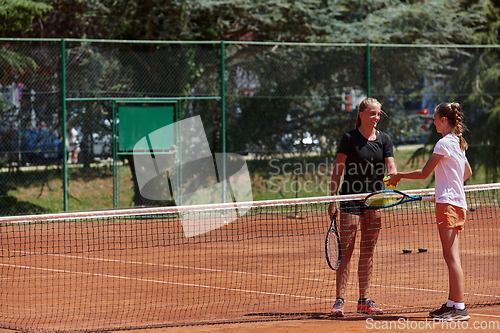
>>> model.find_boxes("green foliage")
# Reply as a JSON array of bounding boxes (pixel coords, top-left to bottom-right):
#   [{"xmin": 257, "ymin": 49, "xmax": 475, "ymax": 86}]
[
  {"xmin": 223, "ymin": 44, "xmax": 365, "ymax": 155},
  {"xmin": 2, "ymin": 0, "xmax": 500, "ymax": 215},
  {"xmin": 0, "ymin": 48, "xmax": 38, "ymax": 74},
  {"xmin": 0, "ymin": 0, "xmax": 52, "ymax": 33},
  {"xmin": 336, "ymin": 0, "xmax": 485, "ymax": 44},
  {"xmin": 2, "ymin": 0, "xmax": 497, "ymax": 44}
]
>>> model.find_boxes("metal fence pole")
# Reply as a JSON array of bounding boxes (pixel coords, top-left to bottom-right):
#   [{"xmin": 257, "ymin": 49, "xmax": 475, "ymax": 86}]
[
  {"xmin": 366, "ymin": 43, "xmax": 371, "ymax": 98},
  {"xmin": 113, "ymin": 101, "xmax": 118, "ymax": 208},
  {"xmin": 221, "ymin": 41, "xmax": 226, "ymax": 203},
  {"xmin": 61, "ymin": 38, "xmax": 68, "ymax": 211}
]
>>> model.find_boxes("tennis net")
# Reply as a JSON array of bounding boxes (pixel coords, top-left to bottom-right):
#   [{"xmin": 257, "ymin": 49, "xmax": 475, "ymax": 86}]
[{"xmin": 0, "ymin": 183, "xmax": 499, "ymax": 331}]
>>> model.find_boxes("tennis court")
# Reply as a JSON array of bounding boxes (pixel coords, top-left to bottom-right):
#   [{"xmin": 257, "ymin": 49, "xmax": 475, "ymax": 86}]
[{"xmin": 1, "ymin": 185, "xmax": 499, "ymax": 332}]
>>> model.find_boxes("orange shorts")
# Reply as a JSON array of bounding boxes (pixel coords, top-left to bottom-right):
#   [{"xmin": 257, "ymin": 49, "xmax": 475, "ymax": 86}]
[{"xmin": 436, "ymin": 203, "xmax": 467, "ymax": 230}]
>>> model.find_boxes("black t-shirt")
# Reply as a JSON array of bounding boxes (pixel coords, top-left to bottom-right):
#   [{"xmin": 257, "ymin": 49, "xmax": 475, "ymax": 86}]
[{"xmin": 337, "ymin": 128, "xmax": 394, "ymax": 195}]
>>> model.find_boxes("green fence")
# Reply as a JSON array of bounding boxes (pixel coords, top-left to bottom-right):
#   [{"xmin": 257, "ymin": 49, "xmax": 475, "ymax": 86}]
[{"xmin": 0, "ymin": 39, "xmax": 499, "ymax": 215}]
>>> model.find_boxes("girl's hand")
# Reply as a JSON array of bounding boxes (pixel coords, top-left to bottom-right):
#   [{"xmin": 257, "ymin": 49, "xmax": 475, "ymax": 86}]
[{"xmin": 385, "ymin": 173, "xmax": 402, "ymax": 187}]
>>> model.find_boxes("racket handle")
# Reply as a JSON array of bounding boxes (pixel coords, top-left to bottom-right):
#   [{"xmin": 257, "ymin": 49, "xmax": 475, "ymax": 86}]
[{"xmin": 421, "ymin": 196, "xmax": 435, "ymax": 202}]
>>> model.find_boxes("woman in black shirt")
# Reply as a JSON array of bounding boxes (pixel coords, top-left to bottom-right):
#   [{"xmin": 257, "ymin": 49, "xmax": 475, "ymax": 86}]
[{"xmin": 328, "ymin": 98, "xmax": 396, "ymax": 317}]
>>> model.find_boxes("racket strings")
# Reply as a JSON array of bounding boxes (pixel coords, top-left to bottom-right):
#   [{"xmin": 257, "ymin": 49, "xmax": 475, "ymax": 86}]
[{"xmin": 364, "ymin": 193, "xmax": 404, "ymax": 208}]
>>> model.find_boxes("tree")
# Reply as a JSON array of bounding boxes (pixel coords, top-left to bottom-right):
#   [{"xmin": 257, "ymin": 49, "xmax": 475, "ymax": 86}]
[
  {"xmin": 450, "ymin": 0, "xmax": 500, "ymax": 183},
  {"xmin": 0, "ymin": 0, "xmax": 52, "ymax": 34},
  {"xmin": 0, "ymin": 0, "xmax": 52, "ymax": 94},
  {"xmin": 4, "ymin": 0, "xmax": 500, "ymax": 210},
  {"xmin": 24, "ymin": 1, "xmax": 500, "ymax": 165}
]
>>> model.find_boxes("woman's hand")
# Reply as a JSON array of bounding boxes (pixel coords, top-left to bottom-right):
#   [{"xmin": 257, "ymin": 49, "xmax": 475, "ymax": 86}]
[{"xmin": 328, "ymin": 201, "xmax": 338, "ymax": 220}]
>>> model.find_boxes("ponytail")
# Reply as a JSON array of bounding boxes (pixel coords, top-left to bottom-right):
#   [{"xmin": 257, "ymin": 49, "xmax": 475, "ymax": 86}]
[
  {"xmin": 435, "ymin": 102, "xmax": 468, "ymax": 151},
  {"xmin": 355, "ymin": 113, "xmax": 362, "ymax": 129}
]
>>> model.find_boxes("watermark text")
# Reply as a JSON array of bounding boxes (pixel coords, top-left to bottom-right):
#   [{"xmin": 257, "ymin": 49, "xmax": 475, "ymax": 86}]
[{"xmin": 366, "ymin": 318, "xmax": 500, "ymax": 330}]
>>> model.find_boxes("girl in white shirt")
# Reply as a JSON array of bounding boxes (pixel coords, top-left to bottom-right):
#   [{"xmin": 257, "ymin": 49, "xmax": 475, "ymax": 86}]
[{"xmin": 387, "ymin": 102, "xmax": 473, "ymax": 321}]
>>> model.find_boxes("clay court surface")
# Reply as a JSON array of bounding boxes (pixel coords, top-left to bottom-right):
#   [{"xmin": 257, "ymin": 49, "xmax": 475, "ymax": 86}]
[
  {"xmin": 1, "ymin": 306, "xmax": 500, "ymax": 333},
  {"xmin": 137, "ymin": 305, "xmax": 500, "ymax": 333},
  {"xmin": 0, "ymin": 201, "xmax": 499, "ymax": 332}
]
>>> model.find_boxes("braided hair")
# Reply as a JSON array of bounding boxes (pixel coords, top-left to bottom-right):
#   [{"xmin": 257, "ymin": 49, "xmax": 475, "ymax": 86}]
[{"xmin": 435, "ymin": 102, "xmax": 468, "ymax": 151}]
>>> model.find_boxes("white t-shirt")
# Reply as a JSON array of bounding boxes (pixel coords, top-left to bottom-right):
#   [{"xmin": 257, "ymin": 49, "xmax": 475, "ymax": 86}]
[
  {"xmin": 433, "ymin": 133, "xmax": 467, "ymax": 209},
  {"xmin": 67, "ymin": 128, "xmax": 80, "ymax": 152}
]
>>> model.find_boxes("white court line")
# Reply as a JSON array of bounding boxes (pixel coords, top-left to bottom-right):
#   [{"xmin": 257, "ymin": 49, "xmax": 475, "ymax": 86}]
[
  {"xmin": 0, "ymin": 262, "xmax": 337, "ymax": 303},
  {"xmin": 3, "ymin": 249, "xmax": 500, "ymax": 299},
  {"xmin": 3, "ymin": 249, "xmax": 331, "ymax": 282},
  {"xmin": 471, "ymin": 313, "xmax": 500, "ymax": 318},
  {"xmin": 1, "ymin": 249, "xmax": 500, "ymax": 300},
  {"xmin": 7, "ymin": 256, "xmax": 499, "ymax": 317}
]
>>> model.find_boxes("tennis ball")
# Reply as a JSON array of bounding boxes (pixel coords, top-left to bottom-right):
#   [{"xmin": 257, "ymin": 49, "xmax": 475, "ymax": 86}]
[
  {"xmin": 223, "ymin": 220, "xmax": 228, "ymax": 225},
  {"xmin": 383, "ymin": 176, "xmax": 395, "ymax": 188}
]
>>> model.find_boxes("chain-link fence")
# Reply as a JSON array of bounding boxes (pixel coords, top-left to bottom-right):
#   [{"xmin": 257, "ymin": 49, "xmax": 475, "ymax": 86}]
[{"xmin": 1, "ymin": 39, "xmax": 499, "ymax": 215}]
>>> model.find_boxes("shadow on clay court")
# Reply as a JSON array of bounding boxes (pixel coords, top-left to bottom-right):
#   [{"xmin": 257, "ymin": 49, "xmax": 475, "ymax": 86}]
[{"xmin": 244, "ymin": 312, "xmax": 431, "ymax": 322}]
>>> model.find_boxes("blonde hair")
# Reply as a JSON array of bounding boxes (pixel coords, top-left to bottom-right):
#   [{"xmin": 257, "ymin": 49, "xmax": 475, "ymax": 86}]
[
  {"xmin": 355, "ymin": 97, "xmax": 383, "ymax": 129},
  {"xmin": 435, "ymin": 102, "xmax": 468, "ymax": 151}
]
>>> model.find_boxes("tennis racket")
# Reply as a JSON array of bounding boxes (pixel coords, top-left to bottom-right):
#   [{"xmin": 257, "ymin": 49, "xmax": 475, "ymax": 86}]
[
  {"xmin": 325, "ymin": 212, "xmax": 341, "ymax": 270},
  {"xmin": 364, "ymin": 190, "xmax": 435, "ymax": 209}
]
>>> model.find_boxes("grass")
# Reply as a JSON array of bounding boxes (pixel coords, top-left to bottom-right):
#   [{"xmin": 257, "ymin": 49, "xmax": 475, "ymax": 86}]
[
  {"xmin": 5, "ymin": 164, "xmax": 134, "ymax": 214},
  {"xmin": 1, "ymin": 145, "xmax": 492, "ymax": 215}
]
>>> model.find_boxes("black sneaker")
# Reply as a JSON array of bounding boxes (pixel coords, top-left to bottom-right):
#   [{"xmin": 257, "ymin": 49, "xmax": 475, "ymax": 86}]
[
  {"xmin": 431, "ymin": 305, "xmax": 470, "ymax": 321},
  {"xmin": 429, "ymin": 304, "xmax": 453, "ymax": 318},
  {"xmin": 445, "ymin": 308, "xmax": 470, "ymax": 321}
]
